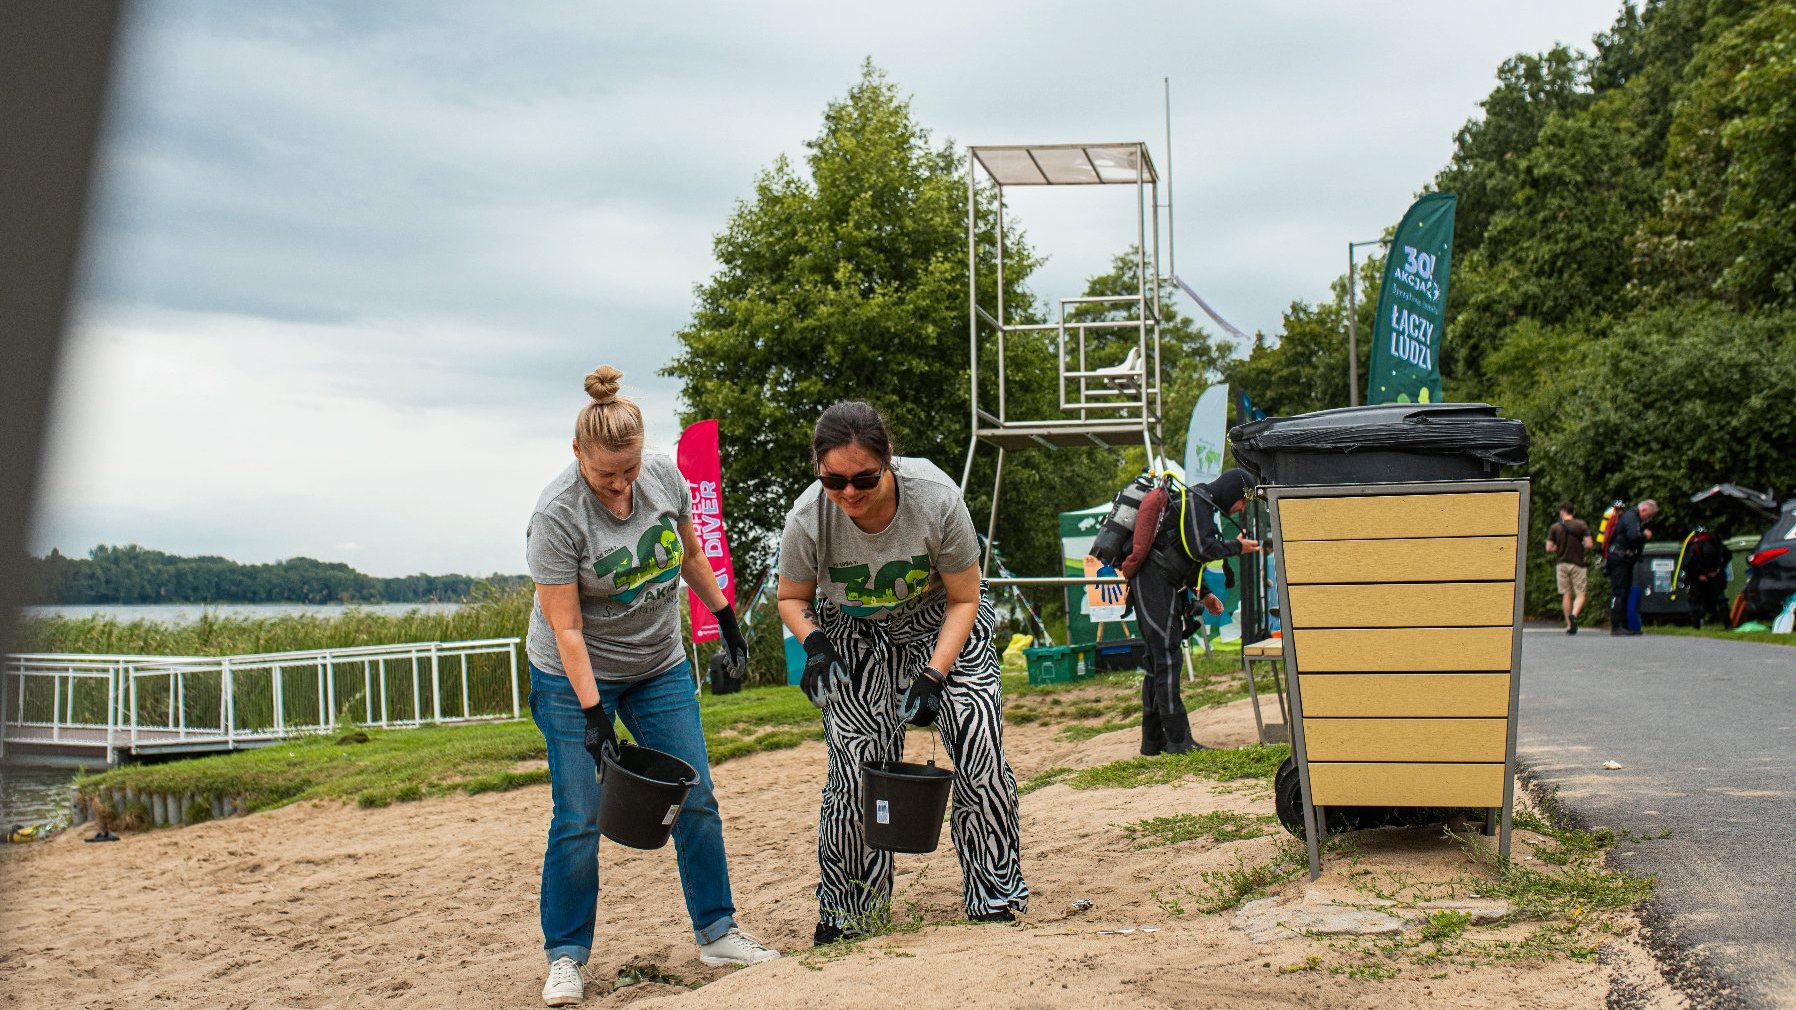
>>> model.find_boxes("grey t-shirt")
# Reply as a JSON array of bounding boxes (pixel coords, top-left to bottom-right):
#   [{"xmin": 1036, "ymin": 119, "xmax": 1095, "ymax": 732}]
[
  {"xmin": 526, "ymin": 453, "xmax": 692, "ymax": 681},
  {"xmin": 778, "ymin": 457, "xmax": 979, "ymax": 621}
]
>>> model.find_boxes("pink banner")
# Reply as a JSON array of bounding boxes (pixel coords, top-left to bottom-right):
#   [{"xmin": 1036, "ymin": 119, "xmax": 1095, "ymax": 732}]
[{"xmin": 676, "ymin": 419, "xmax": 737, "ymax": 643}]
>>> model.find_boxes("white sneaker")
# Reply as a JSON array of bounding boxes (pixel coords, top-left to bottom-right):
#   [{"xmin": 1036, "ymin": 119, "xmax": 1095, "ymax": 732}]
[
  {"xmin": 697, "ymin": 926, "xmax": 781, "ymax": 966},
  {"xmin": 542, "ymin": 956, "xmax": 584, "ymax": 1006}
]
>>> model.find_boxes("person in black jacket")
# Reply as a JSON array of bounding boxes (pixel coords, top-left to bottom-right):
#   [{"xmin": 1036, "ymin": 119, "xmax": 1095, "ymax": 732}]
[
  {"xmin": 1606, "ymin": 499, "xmax": 1658, "ymax": 635},
  {"xmin": 1121, "ymin": 468, "xmax": 1260, "ymax": 754},
  {"xmin": 1681, "ymin": 526, "xmax": 1732, "ymax": 630}
]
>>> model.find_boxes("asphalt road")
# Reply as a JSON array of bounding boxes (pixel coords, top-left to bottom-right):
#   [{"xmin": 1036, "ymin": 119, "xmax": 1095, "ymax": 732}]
[{"xmin": 1517, "ymin": 627, "xmax": 1796, "ymax": 1009}]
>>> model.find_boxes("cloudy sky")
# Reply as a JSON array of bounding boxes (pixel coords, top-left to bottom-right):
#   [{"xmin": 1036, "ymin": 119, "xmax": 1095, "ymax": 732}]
[{"xmin": 32, "ymin": 0, "xmax": 1623, "ymax": 577}]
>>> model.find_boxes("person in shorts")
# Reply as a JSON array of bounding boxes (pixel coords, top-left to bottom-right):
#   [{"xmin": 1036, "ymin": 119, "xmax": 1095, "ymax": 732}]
[{"xmin": 1545, "ymin": 500, "xmax": 1593, "ymax": 634}]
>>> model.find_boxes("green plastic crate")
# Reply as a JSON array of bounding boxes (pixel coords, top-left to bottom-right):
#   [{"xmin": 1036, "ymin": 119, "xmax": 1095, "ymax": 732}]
[{"xmin": 1023, "ymin": 644, "xmax": 1097, "ymax": 685}]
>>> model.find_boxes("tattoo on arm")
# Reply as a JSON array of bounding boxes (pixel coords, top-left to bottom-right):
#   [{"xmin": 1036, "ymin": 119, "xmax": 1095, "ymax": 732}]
[{"xmin": 802, "ymin": 604, "xmax": 817, "ymax": 625}]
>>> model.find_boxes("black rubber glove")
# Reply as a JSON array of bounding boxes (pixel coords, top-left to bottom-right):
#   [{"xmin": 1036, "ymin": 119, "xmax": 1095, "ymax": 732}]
[
  {"xmin": 582, "ymin": 703, "xmax": 618, "ymax": 767},
  {"xmin": 712, "ymin": 604, "xmax": 748, "ymax": 672},
  {"xmin": 900, "ymin": 666, "xmax": 946, "ymax": 728},
  {"xmin": 801, "ymin": 630, "xmax": 846, "ymax": 709}
]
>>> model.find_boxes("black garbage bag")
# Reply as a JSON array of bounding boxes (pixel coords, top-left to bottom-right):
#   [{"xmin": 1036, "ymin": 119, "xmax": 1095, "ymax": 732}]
[{"xmin": 1229, "ymin": 403, "xmax": 1529, "ymax": 485}]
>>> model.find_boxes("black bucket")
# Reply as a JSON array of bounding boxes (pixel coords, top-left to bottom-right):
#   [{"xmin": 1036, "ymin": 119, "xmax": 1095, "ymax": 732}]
[
  {"xmin": 861, "ymin": 760, "xmax": 954, "ymax": 853},
  {"xmin": 599, "ymin": 744, "xmax": 697, "ymax": 850}
]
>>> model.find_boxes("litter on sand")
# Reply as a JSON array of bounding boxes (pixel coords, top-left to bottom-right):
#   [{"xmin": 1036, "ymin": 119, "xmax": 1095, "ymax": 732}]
[
  {"xmin": 1602, "ymin": 760, "xmax": 1624, "ymax": 770},
  {"xmin": 1069, "ymin": 899, "xmax": 1094, "ymax": 912}
]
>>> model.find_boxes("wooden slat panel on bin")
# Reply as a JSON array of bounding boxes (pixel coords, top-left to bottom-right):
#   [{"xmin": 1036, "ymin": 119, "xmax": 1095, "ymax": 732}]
[
  {"xmin": 1286, "ymin": 583, "xmax": 1515, "ymax": 628},
  {"xmin": 1282, "ymin": 537, "xmax": 1516, "ymax": 584},
  {"xmin": 1279, "ymin": 492, "xmax": 1520, "ymax": 541},
  {"xmin": 1299, "ymin": 674, "xmax": 1511, "ymax": 717},
  {"xmin": 1307, "ymin": 762, "xmax": 1506, "ymax": 807},
  {"xmin": 1303, "ymin": 718, "xmax": 1508, "ymax": 762},
  {"xmin": 1289, "ymin": 627, "xmax": 1513, "ymax": 672}
]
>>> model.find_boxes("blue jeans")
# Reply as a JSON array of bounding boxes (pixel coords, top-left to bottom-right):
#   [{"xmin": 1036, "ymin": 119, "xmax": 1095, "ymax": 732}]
[{"xmin": 529, "ymin": 661, "xmax": 736, "ymax": 963}]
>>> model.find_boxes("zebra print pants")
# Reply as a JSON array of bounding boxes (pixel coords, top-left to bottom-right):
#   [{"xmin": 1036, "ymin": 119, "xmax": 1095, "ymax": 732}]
[{"xmin": 814, "ymin": 587, "xmax": 1029, "ymax": 926}]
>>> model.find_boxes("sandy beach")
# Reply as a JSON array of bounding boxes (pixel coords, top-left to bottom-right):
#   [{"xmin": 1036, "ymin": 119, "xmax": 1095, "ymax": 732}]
[{"xmin": 1, "ymin": 697, "xmax": 1683, "ymax": 1009}]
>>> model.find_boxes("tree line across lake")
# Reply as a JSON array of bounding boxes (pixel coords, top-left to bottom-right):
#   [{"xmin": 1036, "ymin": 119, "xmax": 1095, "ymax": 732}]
[{"xmin": 25, "ymin": 545, "xmax": 529, "ymax": 605}]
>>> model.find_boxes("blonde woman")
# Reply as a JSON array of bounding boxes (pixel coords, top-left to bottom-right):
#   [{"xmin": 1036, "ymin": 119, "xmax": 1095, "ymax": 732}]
[{"xmin": 527, "ymin": 366, "xmax": 777, "ymax": 1006}]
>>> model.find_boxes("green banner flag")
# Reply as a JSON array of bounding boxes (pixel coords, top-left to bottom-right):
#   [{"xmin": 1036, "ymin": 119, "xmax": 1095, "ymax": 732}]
[{"xmin": 1369, "ymin": 192, "xmax": 1456, "ymax": 404}]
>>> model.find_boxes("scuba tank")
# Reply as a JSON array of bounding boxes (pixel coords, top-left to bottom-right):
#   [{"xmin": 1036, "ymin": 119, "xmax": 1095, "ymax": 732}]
[
  {"xmin": 1090, "ymin": 471, "xmax": 1158, "ymax": 567},
  {"xmin": 1596, "ymin": 500, "xmax": 1625, "ymax": 564}
]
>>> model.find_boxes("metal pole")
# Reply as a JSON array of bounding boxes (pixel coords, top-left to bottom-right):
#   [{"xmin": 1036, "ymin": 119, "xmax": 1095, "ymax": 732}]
[
  {"xmin": 1164, "ymin": 77, "xmax": 1174, "ymax": 279},
  {"xmin": 273, "ymin": 664, "xmax": 284, "ymax": 734},
  {"xmin": 996, "ymin": 168, "xmax": 1006, "ymax": 423},
  {"xmin": 985, "ymin": 576, "xmax": 1125, "ymax": 586},
  {"xmin": 1347, "ymin": 241, "xmax": 1359, "ymax": 407},
  {"xmin": 983, "ymin": 447, "xmax": 1004, "ymax": 577},
  {"xmin": 508, "ymin": 643, "xmax": 520, "ymax": 719},
  {"xmin": 460, "ymin": 653, "xmax": 470, "ymax": 720},
  {"xmin": 963, "ymin": 148, "xmax": 979, "ymax": 493},
  {"xmin": 430, "ymin": 644, "xmax": 441, "ymax": 723},
  {"xmin": 104, "ymin": 665, "xmax": 115, "ymax": 765},
  {"xmin": 324, "ymin": 650, "xmax": 336, "ymax": 726},
  {"xmin": 222, "ymin": 657, "xmax": 234, "ymax": 747},
  {"xmin": 1347, "ymin": 237, "xmax": 1390, "ymax": 408}
]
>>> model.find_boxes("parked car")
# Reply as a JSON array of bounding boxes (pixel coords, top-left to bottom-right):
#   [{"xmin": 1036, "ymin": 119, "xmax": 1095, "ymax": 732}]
[{"xmin": 1688, "ymin": 484, "xmax": 1796, "ymax": 623}]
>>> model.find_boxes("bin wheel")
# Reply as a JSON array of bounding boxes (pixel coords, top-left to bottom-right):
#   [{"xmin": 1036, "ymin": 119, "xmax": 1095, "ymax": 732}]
[
  {"xmin": 1274, "ymin": 758, "xmax": 1305, "ymax": 835},
  {"xmin": 1274, "ymin": 757, "xmax": 1405, "ymax": 837}
]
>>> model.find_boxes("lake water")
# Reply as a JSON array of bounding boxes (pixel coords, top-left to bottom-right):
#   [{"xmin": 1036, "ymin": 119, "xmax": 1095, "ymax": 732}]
[
  {"xmin": 1, "ymin": 765, "xmax": 76, "ymax": 828},
  {"xmin": 19, "ymin": 602, "xmax": 464, "ymax": 624}
]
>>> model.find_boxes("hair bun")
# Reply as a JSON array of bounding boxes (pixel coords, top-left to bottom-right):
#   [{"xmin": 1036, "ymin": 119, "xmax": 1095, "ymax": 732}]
[{"xmin": 584, "ymin": 365, "xmax": 624, "ymax": 404}]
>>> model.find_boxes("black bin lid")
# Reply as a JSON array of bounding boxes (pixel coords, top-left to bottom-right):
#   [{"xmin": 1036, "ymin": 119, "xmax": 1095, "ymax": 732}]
[{"xmin": 1228, "ymin": 402, "xmax": 1529, "ymax": 480}]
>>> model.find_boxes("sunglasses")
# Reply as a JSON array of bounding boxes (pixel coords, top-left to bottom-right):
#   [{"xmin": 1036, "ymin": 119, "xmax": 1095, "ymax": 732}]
[{"xmin": 817, "ymin": 466, "xmax": 884, "ymax": 492}]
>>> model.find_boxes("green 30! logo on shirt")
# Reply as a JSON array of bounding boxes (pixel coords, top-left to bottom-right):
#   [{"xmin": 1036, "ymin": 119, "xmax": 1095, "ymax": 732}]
[
  {"xmin": 592, "ymin": 518, "xmax": 683, "ymax": 604},
  {"xmin": 830, "ymin": 554, "xmax": 932, "ymax": 616}
]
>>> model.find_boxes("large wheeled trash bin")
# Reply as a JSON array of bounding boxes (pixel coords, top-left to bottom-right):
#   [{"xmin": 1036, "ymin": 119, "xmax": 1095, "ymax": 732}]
[{"xmin": 1232, "ymin": 405, "xmax": 1530, "ymax": 880}]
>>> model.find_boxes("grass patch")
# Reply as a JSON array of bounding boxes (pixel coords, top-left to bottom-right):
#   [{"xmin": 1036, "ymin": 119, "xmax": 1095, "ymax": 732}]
[
  {"xmin": 1299, "ymin": 803, "xmax": 1662, "ymax": 981},
  {"xmin": 1066, "ymin": 743, "xmax": 1288, "ymax": 791},
  {"xmin": 77, "ymin": 680, "xmax": 821, "ymax": 821},
  {"xmin": 17, "ymin": 585, "xmax": 534, "ymax": 657},
  {"xmin": 803, "ymin": 868, "xmax": 938, "ymax": 970},
  {"xmin": 1017, "ymin": 767, "xmax": 1074, "ymax": 796},
  {"xmin": 613, "ymin": 958, "xmax": 694, "ymax": 991},
  {"xmin": 1119, "ymin": 810, "xmax": 1276, "ymax": 849},
  {"xmin": 1644, "ymin": 625, "xmax": 1794, "ymax": 647},
  {"xmin": 1057, "ymin": 719, "xmax": 1139, "ymax": 742}
]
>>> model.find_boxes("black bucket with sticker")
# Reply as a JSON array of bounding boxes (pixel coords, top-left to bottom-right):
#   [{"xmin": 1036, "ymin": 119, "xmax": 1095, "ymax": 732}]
[
  {"xmin": 599, "ymin": 744, "xmax": 697, "ymax": 850},
  {"xmin": 860, "ymin": 759, "xmax": 954, "ymax": 853}
]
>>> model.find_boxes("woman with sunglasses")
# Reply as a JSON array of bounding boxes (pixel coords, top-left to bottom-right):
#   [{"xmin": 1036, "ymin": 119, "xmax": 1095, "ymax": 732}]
[
  {"xmin": 527, "ymin": 365, "xmax": 778, "ymax": 1007},
  {"xmin": 776, "ymin": 401, "xmax": 1028, "ymax": 944}
]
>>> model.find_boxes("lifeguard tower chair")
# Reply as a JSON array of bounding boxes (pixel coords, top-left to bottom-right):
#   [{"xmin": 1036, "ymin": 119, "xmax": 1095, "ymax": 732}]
[{"xmin": 959, "ymin": 142, "xmax": 1166, "ymax": 569}]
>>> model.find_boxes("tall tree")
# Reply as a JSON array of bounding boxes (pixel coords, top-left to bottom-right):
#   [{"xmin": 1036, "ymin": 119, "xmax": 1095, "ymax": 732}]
[{"xmin": 664, "ymin": 63, "xmax": 1117, "ymax": 577}]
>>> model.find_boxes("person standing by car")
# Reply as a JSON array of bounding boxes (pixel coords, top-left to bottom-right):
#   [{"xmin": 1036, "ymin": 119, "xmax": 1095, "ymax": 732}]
[
  {"xmin": 1679, "ymin": 526, "xmax": 1732, "ymax": 630},
  {"xmin": 1606, "ymin": 499, "xmax": 1658, "ymax": 636},
  {"xmin": 527, "ymin": 365, "xmax": 778, "ymax": 1006},
  {"xmin": 776, "ymin": 401, "xmax": 1028, "ymax": 945},
  {"xmin": 1545, "ymin": 501, "xmax": 1594, "ymax": 634}
]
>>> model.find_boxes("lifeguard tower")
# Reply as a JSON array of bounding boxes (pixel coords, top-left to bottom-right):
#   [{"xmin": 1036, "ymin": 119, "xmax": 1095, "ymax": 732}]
[{"xmin": 959, "ymin": 142, "xmax": 1166, "ymax": 570}]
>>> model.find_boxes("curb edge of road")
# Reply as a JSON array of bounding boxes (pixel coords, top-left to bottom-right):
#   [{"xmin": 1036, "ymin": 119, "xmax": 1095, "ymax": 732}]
[{"xmin": 1512, "ymin": 760, "xmax": 1753, "ymax": 1010}]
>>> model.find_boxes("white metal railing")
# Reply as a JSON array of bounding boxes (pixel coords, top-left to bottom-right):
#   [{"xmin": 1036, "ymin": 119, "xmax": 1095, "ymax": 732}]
[{"xmin": 2, "ymin": 639, "xmax": 521, "ymax": 763}]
